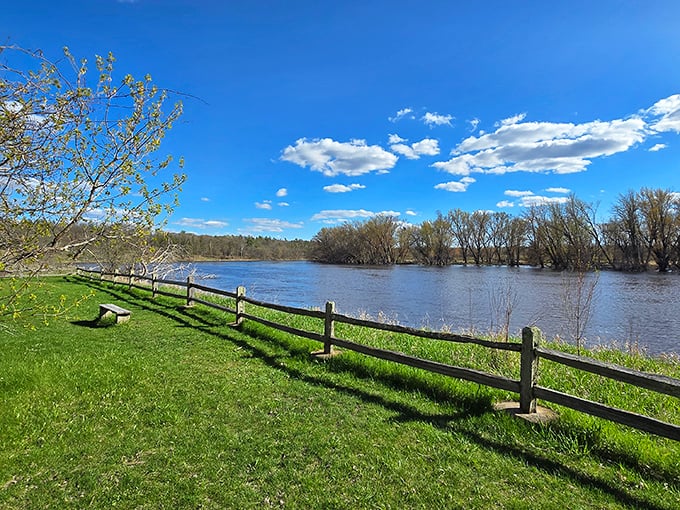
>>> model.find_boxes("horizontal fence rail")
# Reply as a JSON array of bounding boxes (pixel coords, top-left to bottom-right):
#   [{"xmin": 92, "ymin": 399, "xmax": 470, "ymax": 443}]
[{"xmin": 75, "ymin": 267, "xmax": 680, "ymax": 442}]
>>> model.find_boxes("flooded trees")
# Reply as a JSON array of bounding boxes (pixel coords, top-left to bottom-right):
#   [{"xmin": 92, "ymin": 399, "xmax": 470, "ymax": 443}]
[
  {"xmin": 308, "ymin": 189, "xmax": 679, "ymax": 271},
  {"xmin": 607, "ymin": 188, "xmax": 680, "ymax": 272},
  {"xmin": 637, "ymin": 188, "xmax": 680, "ymax": 272},
  {"xmin": 410, "ymin": 212, "xmax": 454, "ymax": 266},
  {"xmin": 311, "ymin": 216, "xmax": 399, "ymax": 265}
]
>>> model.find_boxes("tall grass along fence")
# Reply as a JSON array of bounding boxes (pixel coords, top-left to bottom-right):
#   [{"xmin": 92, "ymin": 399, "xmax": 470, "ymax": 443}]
[{"xmin": 75, "ymin": 267, "xmax": 680, "ymax": 442}]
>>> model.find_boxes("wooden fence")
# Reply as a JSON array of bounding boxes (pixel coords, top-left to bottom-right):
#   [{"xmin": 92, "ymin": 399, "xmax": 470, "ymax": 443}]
[{"xmin": 75, "ymin": 267, "xmax": 680, "ymax": 441}]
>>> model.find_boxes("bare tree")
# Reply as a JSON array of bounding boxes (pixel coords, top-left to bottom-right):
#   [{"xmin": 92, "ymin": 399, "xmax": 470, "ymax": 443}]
[
  {"xmin": 411, "ymin": 212, "xmax": 454, "ymax": 265},
  {"xmin": 561, "ymin": 269, "xmax": 599, "ymax": 355},
  {"xmin": 448, "ymin": 209, "xmax": 472, "ymax": 264},
  {"xmin": 637, "ymin": 188, "xmax": 679, "ymax": 272}
]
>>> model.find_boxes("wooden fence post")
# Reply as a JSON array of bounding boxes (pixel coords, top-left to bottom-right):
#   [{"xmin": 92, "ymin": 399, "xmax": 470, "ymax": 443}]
[
  {"xmin": 324, "ymin": 301, "xmax": 336, "ymax": 354},
  {"xmin": 187, "ymin": 276, "xmax": 195, "ymax": 306},
  {"xmin": 520, "ymin": 326, "xmax": 541, "ymax": 413},
  {"xmin": 235, "ymin": 286, "xmax": 246, "ymax": 326},
  {"xmin": 152, "ymin": 273, "xmax": 158, "ymax": 298}
]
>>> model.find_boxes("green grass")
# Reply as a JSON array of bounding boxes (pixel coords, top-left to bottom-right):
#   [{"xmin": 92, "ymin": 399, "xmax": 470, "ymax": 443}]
[{"xmin": 1, "ymin": 276, "xmax": 679, "ymax": 509}]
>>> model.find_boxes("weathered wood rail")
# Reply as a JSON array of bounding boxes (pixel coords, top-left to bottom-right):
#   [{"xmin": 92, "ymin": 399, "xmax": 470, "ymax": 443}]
[{"xmin": 75, "ymin": 267, "xmax": 680, "ymax": 441}]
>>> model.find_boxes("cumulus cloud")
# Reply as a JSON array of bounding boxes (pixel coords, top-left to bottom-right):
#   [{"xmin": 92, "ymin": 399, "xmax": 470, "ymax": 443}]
[
  {"xmin": 432, "ymin": 94, "xmax": 680, "ymax": 178},
  {"xmin": 647, "ymin": 94, "xmax": 680, "ymax": 133},
  {"xmin": 434, "ymin": 176, "xmax": 476, "ymax": 192},
  {"xmin": 276, "ymin": 188, "xmax": 288, "ymax": 197},
  {"xmin": 323, "ymin": 183, "xmax": 366, "ymax": 193},
  {"xmin": 649, "ymin": 143, "xmax": 667, "ymax": 152},
  {"xmin": 405, "ymin": 210, "xmax": 417, "ymax": 216},
  {"xmin": 519, "ymin": 194, "xmax": 570, "ymax": 207},
  {"xmin": 496, "ymin": 113, "xmax": 527, "ymax": 127},
  {"xmin": 311, "ymin": 209, "xmax": 400, "ymax": 223},
  {"xmin": 281, "ymin": 138, "xmax": 398, "ymax": 177},
  {"xmin": 433, "ymin": 116, "xmax": 648, "ymax": 176},
  {"xmin": 422, "ymin": 112, "xmax": 453, "ymax": 127},
  {"xmin": 501, "ymin": 189, "xmax": 571, "ymax": 207},
  {"xmin": 503, "ymin": 190, "xmax": 532, "ymax": 197},
  {"xmin": 255, "ymin": 200, "xmax": 272, "ymax": 210},
  {"xmin": 278, "ymin": 202, "xmax": 290, "ymax": 207},
  {"xmin": 389, "ymin": 108, "xmax": 414, "ymax": 122},
  {"xmin": 241, "ymin": 218, "xmax": 304, "ymax": 233},
  {"xmin": 174, "ymin": 218, "xmax": 229, "ymax": 230},
  {"xmin": 389, "ymin": 136, "xmax": 440, "ymax": 159},
  {"xmin": 468, "ymin": 118, "xmax": 480, "ymax": 132}
]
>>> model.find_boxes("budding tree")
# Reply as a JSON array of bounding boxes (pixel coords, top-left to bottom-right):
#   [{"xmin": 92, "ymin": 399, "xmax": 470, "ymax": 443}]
[{"xmin": 1, "ymin": 45, "xmax": 186, "ymax": 315}]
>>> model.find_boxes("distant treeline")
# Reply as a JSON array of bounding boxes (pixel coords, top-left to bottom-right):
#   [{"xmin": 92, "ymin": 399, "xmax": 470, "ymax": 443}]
[
  {"xmin": 311, "ymin": 188, "xmax": 680, "ymax": 272},
  {"xmin": 165, "ymin": 231, "xmax": 312, "ymax": 261}
]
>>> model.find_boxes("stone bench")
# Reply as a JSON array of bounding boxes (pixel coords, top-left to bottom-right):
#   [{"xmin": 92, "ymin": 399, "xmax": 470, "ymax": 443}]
[{"xmin": 99, "ymin": 303, "xmax": 131, "ymax": 323}]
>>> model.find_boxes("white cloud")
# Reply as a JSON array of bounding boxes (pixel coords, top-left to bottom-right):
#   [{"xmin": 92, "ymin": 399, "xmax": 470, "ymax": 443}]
[
  {"xmin": 501, "ymin": 189, "xmax": 571, "ymax": 207},
  {"xmin": 411, "ymin": 138, "xmax": 440, "ymax": 156},
  {"xmin": 496, "ymin": 113, "xmax": 527, "ymax": 127},
  {"xmin": 504, "ymin": 190, "xmax": 534, "ymax": 197},
  {"xmin": 241, "ymin": 218, "xmax": 304, "ymax": 233},
  {"xmin": 649, "ymin": 143, "xmax": 667, "ymax": 152},
  {"xmin": 431, "ymin": 94, "xmax": 680, "ymax": 178},
  {"xmin": 468, "ymin": 118, "xmax": 480, "ymax": 132},
  {"xmin": 323, "ymin": 183, "xmax": 366, "ymax": 193},
  {"xmin": 405, "ymin": 210, "xmax": 417, "ymax": 216},
  {"xmin": 434, "ymin": 115, "xmax": 648, "ymax": 176},
  {"xmin": 422, "ymin": 112, "xmax": 453, "ymax": 127},
  {"xmin": 519, "ymin": 195, "xmax": 570, "ymax": 207},
  {"xmin": 200, "ymin": 197, "xmax": 210, "ymax": 202},
  {"xmin": 278, "ymin": 202, "xmax": 290, "ymax": 207},
  {"xmin": 311, "ymin": 209, "xmax": 400, "ymax": 222},
  {"xmin": 174, "ymin": 217, "xmax": 229, "ymax": 230},
  {"xmin": 255, "ymin": 200, "xmax": 272, "ymax": 210},
  {"xmin": 388, "ymin": 133, "xmax": 406, "ymax": 144},
  {"xmin": 434, "ymin": 176, "xmax": 476, "ymax": 193},
  {"xmin": 390, "ymin": 137, "xmax": 440, "ymax": 159},
  {"xmin": 276, "ymin": 188, "xmax": 288, "ymax": 197},
  {"xmin": 389, "ymin": 108, "xmax": 414, "ymax": 122},
  {"xmin": 281, "ymin": 138, "xmax": 398, "ymax": 177},
  {"xmin": 647, "ymin": 94, "xmax": 680, "ymax": 133}
]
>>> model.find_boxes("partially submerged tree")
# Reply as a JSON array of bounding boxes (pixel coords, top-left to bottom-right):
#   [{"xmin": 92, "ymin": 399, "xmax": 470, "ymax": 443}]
[{"xmin": 1, "ymin": 45, "xmax": 185, "ymax": 315}]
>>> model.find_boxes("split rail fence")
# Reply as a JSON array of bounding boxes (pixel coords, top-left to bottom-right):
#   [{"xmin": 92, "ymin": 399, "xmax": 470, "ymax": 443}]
[{"xmin": 76, "ymin": 267, "xmax": 680, "ymax": 442}]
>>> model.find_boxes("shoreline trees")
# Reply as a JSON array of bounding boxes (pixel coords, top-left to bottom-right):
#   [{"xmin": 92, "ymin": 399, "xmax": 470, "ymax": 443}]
[{"xmin": 309, "ymin": 188, "xmax": 680, "ymax": 272}]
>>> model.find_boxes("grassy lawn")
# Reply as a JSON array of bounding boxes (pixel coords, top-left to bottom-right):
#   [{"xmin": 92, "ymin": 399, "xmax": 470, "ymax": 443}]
[{"xmin": 1, "ymin": 276, "xmax": 679, "ymax": 509}]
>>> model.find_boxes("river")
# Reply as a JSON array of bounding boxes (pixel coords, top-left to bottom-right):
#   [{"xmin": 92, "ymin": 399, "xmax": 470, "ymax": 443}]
[{"xmin": 187, "ymin": 261, "xmax": 680, "ymax": 357}]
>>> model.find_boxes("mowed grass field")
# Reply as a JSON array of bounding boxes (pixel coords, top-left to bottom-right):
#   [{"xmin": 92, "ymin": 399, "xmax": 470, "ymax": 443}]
[{"xmin": 1, "ymin": 276, "xmax": 679, "ymax": 509}]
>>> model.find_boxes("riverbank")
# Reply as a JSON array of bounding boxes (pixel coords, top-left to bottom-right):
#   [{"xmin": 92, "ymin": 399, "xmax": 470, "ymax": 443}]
[{"xmin": 1, "ymin": 276, "xmax": 679, "ymax": 508}]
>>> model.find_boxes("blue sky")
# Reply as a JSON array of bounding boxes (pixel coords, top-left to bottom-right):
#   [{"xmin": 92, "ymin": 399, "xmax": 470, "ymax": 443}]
[{"xmin": 4, "ymin": 1, "xmax": 680, "ymax": 239}]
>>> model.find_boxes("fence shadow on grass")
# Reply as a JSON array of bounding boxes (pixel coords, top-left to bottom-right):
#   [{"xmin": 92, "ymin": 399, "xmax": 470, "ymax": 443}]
[{"xmin": 70, "ymin": 276, "xmax": 679, "ymax": 510}]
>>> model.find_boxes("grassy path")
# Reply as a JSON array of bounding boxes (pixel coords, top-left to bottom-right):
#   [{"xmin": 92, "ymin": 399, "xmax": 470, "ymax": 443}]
[{"xmin": 1, "ymin": 276, "xmax": 679, "ymax": 508}]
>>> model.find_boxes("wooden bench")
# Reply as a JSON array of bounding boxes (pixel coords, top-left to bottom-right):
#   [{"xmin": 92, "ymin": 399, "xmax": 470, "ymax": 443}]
[{"xmin": 99, "ymin": 303, "xmax": 131, "ymax": 323}]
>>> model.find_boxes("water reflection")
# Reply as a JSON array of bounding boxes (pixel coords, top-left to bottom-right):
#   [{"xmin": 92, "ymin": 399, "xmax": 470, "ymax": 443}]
[{"xmin": 191, "ymin": 261, "xmax": 680, "ymax": 356}]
